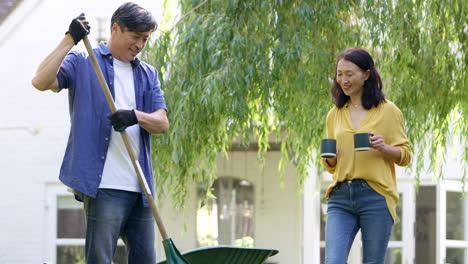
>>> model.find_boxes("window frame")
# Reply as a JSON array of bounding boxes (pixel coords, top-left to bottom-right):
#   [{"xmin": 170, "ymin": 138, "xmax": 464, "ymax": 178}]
[
  {"xmin": 44, "ymin": 184, "xmax": 84, "ymax": 263},
  {"xmin": 437, "ymin": 180, "xmax": 468, "ymax": 263},
  {"xmin": 45, "ymin": 184, "xmax": 125, "ymax": 263}
]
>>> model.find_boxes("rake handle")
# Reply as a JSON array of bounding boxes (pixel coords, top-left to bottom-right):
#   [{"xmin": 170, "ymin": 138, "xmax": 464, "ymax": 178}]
[{"xmin": 82, "ymin": 36, "xmax": 169, "ymax": 240}]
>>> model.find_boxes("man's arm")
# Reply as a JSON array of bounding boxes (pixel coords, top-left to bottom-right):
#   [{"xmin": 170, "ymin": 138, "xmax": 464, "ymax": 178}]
[
  {"xmin": 31, "ymin": 35, "xmax": 75, "ymax": 92},
  {"xmin": 108, "ymin": 109, "xmax": 169, "ymax": 134},
  {"xmin": 135, "ymin": 109, "xmax": 169, "ymax": 134},
  {"xmin": 31, "ymin": 14, "xmax": 90, "ymax": 92}
]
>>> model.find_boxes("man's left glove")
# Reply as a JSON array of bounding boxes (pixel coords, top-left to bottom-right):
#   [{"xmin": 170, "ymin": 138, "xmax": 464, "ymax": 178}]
[{"xmin": 107, "ymin": 110, "xmax": 138, "ymax": 132}]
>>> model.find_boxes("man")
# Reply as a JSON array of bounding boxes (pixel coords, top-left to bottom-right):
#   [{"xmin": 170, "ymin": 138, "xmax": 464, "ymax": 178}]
[{"xmin": 32, "ymin": 3, "xmax": 168, "ymax": 263}]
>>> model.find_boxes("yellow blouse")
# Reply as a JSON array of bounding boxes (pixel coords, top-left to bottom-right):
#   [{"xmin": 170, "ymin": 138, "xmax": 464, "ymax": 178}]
[{"xmin": 322, "ymin": 100, "xmax": 411, "ymax": 220}]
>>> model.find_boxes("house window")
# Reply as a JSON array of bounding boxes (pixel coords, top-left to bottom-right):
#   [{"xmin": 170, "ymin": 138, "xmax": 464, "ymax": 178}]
[
  {"xmin": 55, "ymin": 195, "xmax": 127, "ymax": 264},
  {"xmin": 197, "ymin": 177, "xmax": 255, "ymax": 247},
  {"xmin": 320, "ymin": 185, "xmax": 327, "ymax": 261},
  {"xmin": 445, "ymin": 191, "xmax": 468, "ymax": 263},
  {"xmin": 415, "ymin": 186, "xmax": 436, "ymax": 264},
  {"xmin": 46, "ymin": 188, "xmax": 127, "ymax": 264},
  {"xmin": 57, "ymin": 195, "xmax": 86, "ymax": 239},
  {"xmin": 385, "ymin": 194, "xmax": 403, "ymax": 263}
]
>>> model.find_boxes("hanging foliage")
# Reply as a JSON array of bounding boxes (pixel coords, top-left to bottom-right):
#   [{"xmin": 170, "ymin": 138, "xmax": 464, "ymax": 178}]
[{"xmin": 142, "ymin": 0, "xmax": 467, "ymax": 205}]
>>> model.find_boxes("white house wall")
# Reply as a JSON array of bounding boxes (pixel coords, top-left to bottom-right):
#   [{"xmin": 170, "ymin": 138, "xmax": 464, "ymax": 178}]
[
  {"xmin": 156, "ymin": 150, "xmax": 302, "ymax": 264},
  {"xmin": 0, "ymin": 1, "xmax": 162, "ymax": 263},
  {"xmin": 217, "ymin": 151, "xmax": 302, "ymax": 264}
]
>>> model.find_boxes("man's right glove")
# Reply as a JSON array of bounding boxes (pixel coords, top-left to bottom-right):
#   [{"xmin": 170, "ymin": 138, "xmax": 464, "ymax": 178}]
[
  {"xmin": 66, "ymin": 13, "xmax": 90, "ymax": 45},
  {"xmin": 107, "ymin": 110, "xmax": 139, "ymax": 132}
]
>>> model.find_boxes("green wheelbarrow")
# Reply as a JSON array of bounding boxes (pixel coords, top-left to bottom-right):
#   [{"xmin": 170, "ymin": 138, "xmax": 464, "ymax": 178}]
[{"xmin": 157, "ymin": 245, "xmax": 279, "ymax": 264}]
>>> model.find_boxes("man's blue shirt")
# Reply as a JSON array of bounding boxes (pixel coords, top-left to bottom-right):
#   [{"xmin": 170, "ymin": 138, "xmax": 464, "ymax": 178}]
[{"xmin": 57, "ymin": 42, "xmax": 166, "ymax": 203}]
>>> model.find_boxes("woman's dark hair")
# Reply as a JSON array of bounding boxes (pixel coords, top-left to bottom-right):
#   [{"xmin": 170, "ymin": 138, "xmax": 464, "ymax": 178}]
[
  {"xmin": 331, "ymin": 47, "xmax": 385, "ymax": 109},
  {"xmin": 111, "ymin": 2, "xmax": 157, "ymax": 33}
]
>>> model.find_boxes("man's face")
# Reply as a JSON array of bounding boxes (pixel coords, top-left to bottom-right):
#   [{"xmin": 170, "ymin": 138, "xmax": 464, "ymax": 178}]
[{"xmin": 110, "ymin": 23, "xmax": 152, "ymax": 62}]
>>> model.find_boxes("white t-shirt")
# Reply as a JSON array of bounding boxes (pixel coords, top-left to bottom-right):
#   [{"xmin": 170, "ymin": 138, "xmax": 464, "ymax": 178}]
[{"xmin": 99, "ymin": 58, "xmax": 141, "ymax": 192}]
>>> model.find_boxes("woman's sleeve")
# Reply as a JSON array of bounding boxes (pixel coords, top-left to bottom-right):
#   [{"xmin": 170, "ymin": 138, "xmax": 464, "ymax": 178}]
[
  {"xmin": 322, "ymin": 109, "xmax": 336, "ymax": 173},
  {"xmin": 392, "ymin": 109, "xmax": 411, "ymax": 166}
]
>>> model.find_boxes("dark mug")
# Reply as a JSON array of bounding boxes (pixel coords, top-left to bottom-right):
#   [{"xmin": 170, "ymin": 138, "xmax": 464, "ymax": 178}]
[
  {"xmin": 354, "ymin": 133, "xmax": 371, "ymax": 151},
  {"xmin": 321, "ymin": 139, "xmax": 336, "ymax": 158}
]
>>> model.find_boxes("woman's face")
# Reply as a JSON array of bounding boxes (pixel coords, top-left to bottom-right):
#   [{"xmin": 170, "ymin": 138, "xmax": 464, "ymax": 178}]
[{"xmin": 336, "ymin": 59, "xmax": 370, "ymax": 98}]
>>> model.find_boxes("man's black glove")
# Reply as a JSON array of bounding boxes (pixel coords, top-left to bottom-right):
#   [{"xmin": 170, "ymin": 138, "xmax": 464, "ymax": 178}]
[
  {"xmin": 107, "ymin": 110, "xmax": 138, "ymax": 132},
  {"xmin": 66, "ymin": 13, "xmax": 90, "ymax": 45}
]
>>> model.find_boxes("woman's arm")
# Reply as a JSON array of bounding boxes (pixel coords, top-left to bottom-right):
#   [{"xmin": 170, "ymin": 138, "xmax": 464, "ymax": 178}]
[{"xmin": 369, "ymin": 132, "xmax": 401, "ymax": 163}]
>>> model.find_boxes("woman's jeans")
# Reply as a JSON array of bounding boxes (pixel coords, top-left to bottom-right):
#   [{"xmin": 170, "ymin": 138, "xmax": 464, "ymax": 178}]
[
  {"xmin": 325, "ymin": 179, "xmax": 393, "ymax": 264},
  {"xmin": 83, "ymin": 189, "xmax": 156, "ymax": 264}
]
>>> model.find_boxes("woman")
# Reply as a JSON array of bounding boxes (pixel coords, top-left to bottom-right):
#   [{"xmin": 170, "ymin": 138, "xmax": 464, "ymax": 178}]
[{"xmin": 322, "ymin": 48, "xmax": 411, "ymax": 263}]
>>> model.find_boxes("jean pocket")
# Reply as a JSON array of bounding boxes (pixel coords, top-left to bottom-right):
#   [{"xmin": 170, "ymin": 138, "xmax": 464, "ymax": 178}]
[
  {"xmin": 361, "ymin": 181, "xmax": 374, "ymax": 191},
  {"xmin": 331, "ymin": 184, "xmax": 341, "ymax": 193}
]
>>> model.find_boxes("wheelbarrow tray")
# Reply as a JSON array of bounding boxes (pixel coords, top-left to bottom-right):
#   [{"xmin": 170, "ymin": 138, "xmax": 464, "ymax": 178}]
[{"xmin": 157, "ymin": 246, "xmax": 279, "ymax": 264}]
